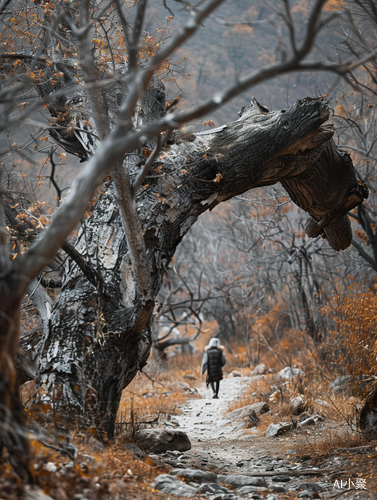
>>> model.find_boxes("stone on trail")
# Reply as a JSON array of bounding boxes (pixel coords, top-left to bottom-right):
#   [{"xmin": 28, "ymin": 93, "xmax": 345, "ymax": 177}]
[
  {"xmin": 265, "ymin": 422, "xmax": 292, "ymax": 438},
  {"xmin": 237, "ymin": 485, "xmax": 268, "ymax": 494},
  {"xmin": 225, "ymin": 402, "xmax": 269, "ymax": 421},
  {"xmin": 135, "ymin": 429, "xmax": 191, "ymax": 453},
  {"xmin": 171, "ymin": 381, "xmax": 192, "ymax": 391},
  {"xmin": 271, "ymin": 475, "xmax": 291, "ymax": 482},
  {"xmin": 298, "ymin": 482, "xmax": 324, "ymax": 493},
  {"xmin": 279, "ymin": 366, "xmax": 303, "ymax": 380},
  {"xmin": 124, "ymin": 442, "xmax": 145, "ymax": 459},
  {"xmin": 218, "ymin": 474, "xmax": 268, "ymax": 488},
  {"xmin": 151, "ymin": 474, "xmax": 198, "ymax": 497},
  {"xmin": 198, "ymin": 483, "xmax": 231, "ymax": 494},
  {"xmin": 290, "ymin": 396, "xmax": 306, "ymax": 415},
  {"xmin": 170, "ymin": 468, "xmax": 217, "ymax": 483},
  {"xmin": 229, "ymin": 370, "xmax": 242, "ymax": 377},
  {"xmin": 299, "ymin": 416, "xmax": 316, "ymax": 427},
  {"xmin": 252, "ymin": 363, "xmax": 268, "ymax": 375}
]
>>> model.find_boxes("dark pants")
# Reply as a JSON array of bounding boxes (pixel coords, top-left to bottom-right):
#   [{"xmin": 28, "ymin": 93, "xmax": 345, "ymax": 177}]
[{"xmin": 211, "ymin": 381, "xmax": 220, "ymax": 396}]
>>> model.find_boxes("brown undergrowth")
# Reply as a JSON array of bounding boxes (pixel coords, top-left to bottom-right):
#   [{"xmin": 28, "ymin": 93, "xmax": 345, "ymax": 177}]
[{"xmin": 1, "ymin": 353, "xmax": 203, "ymax": 500}]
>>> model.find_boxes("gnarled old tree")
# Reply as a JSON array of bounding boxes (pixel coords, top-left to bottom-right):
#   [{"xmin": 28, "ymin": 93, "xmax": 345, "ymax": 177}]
[{"xmin": 0, "ymin": 0, "xmax": 376, "ymax": 480}]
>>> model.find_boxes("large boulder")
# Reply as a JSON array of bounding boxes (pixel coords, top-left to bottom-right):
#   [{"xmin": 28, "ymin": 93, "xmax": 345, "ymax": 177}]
[
  {"xmin": 225, "ymin": 402, "xmax": 269, "ymax": 421},
  {"xmin": 135, "ymin": 429, "xmax": 191, "ymax": 453},
  {"xmin": 151, "ymin": 474, "xmax": 198, "ymax": 497},
  {"xmin": 170, "ymin": 468, "xmax": 217, "ymax": 484}
]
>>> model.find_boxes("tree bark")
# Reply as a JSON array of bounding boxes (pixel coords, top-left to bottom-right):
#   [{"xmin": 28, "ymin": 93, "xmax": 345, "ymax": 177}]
[{"xmin": 19, "ymin": 95, "xmax": 367, "ymax": 439}]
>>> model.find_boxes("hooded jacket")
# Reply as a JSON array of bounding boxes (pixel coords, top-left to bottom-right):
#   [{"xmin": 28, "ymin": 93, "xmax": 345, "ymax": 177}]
[{"xmin": 201, "ymin": 339, "xmax": 226, "ymax": 383}]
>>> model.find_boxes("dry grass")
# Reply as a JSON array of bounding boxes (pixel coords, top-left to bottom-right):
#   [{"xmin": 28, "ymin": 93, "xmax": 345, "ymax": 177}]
[{"xmin": 117, "ymin": 352, "xmax": 201, "ymax": 439}]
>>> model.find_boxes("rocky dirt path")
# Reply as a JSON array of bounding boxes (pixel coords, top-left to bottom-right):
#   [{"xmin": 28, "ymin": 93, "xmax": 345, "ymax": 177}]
[{"xmin": 151, "ymin": 375, "xmax": 376, "ymax": 500}]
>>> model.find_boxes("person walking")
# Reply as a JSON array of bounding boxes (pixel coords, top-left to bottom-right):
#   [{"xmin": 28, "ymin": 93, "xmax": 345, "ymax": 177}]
[{"xmin": 201, "ymin": 338, "xmax": 226, "ymax": 398}]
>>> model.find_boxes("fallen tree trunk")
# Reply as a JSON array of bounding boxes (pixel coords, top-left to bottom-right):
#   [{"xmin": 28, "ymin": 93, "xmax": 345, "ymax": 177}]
[{"xmin": 19, "ymin": 96, "xmax": 367, "ymax": 438}]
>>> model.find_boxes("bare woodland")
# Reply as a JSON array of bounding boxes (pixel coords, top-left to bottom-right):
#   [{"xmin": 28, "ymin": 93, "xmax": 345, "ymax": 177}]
[{"xmin": 1, "ymin": 0, "xmax": 377, "ymax": 485}]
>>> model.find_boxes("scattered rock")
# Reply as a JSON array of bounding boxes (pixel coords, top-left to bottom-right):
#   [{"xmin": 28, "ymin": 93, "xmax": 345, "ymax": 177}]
[
  {"xmin": 171, "ymin": 381, "xmax": 192, "ymax": 391},
  {"xmin": 271, "ymin": 475, "xmax": 291, "ymax": 482},
  {"xmin": 183, "ymin": 374, "xmax": 197, "ymax": 381},
  {"xmin": 225, "ymin": 402, "xmax": 269, "ymax": 421},
  {"xmin": 43, "ymin": 462, "xmax": 57, "ymax": 473},
  {"xmin": 135, "ymin": 429, "xmax": 191, "ymax": 453},
  {"xmin": 124, "ymin": 442, "xmax": 145, "ymax": 459},
  {"xmin": 297, "ymin": 482, "xmax": 324, "ymax": 493},
  {"xmin": 265, "ymin": 422, "xmax": 292, "ymax": 438},
  {"xmin": 152, "ymin": 474, "xmax": 198, "ymax": 497},
  {"xmin": 252, "ymin": 363, "xmax": 268, "ymax": 375},
  {"xmin": 297, "ymin": 491, "xmax": 311, "ymax": 498},
  {"xmin": 170, "ymin": 468, "xmax": 217, "ymax": 484},
  {"xmin": 269, "ymin": 390, "xmax": 280, "ymax": 403},
  {"xmin": 237, "ymin": 486, "xmax": 268, "ymax": 494},
  {"xmin": 299, "ymin": 417, "xmax": 316, "ymax": 427},
  {"xmin": 290, "ymin": 396, "xmax": 306, "ymax": 415},
  {"xmin": 329, "ymin": 375, "xmax": 356, "ymax": 395},
  {"xmin": 278, "ymin": 367, "xmax": 303, "ymax": 380},
  {"xmin": 229, "ymin": 370, "xmax": 242, "ymax": 377},
  {"xmin": 272, "ymin": 484, "xmax": 286, "ymax": 492},
  {"xmin": 219, "ymin": 474, "xmax": 268, "ymax": 488},
  {"xmin": 198, "ymin": 483, "xmax": 230, "ymax": 494}
]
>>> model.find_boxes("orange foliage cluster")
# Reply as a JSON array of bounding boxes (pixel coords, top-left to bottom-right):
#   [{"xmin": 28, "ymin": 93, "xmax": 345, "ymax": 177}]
[{"xmin": 317, "ymin": 283, "xmax": 377, "ymax": 386}]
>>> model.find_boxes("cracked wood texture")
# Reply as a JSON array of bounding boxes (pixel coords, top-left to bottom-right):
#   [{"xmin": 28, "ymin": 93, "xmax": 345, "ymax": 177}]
[{"xmin": 22, "ymin": 91, "xmax": 367, "ymax": 438}]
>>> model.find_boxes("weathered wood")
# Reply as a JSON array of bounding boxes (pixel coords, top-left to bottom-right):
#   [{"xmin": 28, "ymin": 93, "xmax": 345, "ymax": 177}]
[{"xmin": 21, "ymin": 95, "xmax": 367, "ymax": 438}]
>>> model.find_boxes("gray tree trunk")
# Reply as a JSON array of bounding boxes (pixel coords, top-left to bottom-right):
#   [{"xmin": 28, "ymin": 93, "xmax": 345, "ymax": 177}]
[{"xmin": 21, "ymin": 95, "xmax": 367, "ymax": 439}]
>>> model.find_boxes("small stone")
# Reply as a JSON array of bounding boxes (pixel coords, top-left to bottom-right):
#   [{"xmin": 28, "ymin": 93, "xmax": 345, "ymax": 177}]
[
  {"xmin": 290, "ymin": 396, "xmax": 306, "ymax": 415},
  {"xmin": 152, "ymin": 474, "xmax": 198, "ymax": 497},
  {"xmin": 236, "ymin": 461, "xmax": 244, "ymax": 467},
  {"xmin": 297, "ymin": 491, "xmax": 311, "ymax": 498},
  {"xmin": 171, "ymin": 381, "xmax": 192, "ymax": 391},
  {"xmin": 297, "ymin": 482, "xmax": 324, "ymax": 493},
  {"xmin": 220, "ymin": 475, "xmax": 268, "ymax": 488},
  {"xmin": 237, "ymin": 486, "xmax": 268, "ymax": 494},
  {"xmin": 124, "ymin": 442, "xmax": 145, "ymax": 459},
  {"xmin": 265, "ymin": 422, "xmax": 292, "ymax": 438},
  {"xmin": 199, "ymin": 483, "xmax": 230, "ymax": 494},
  {"xmin": 225, "ymin": 402, "xmax": 269, "ymax": 421},
  {"xmin": 299, "ymin": 417, "xmax": 316, "ymax": 427},
  {"xmin": 170, "ymin": 468, "xmax": 217, "ymax": 484},
  {"xmin": 272, "ymin": 484, "xmax": 286, "ymax": 492},
  {"xmin": 278, "ymin": 367, "xmax": 303, "ymax": 380},
  {"xmin": 229, "ymin": 370, "xmax": 242, "ymax": 377},
  {"xmin": 271, "ymin": 475, "xmax": 291, "ymax": 482},
  {"xmin": 252, "ymin": 363, "xmax": 268, "ymax": 375}
]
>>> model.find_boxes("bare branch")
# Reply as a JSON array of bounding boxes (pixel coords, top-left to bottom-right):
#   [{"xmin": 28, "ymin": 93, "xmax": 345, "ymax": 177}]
[{"xmin": 132, "ymin": 134, "xmax": 162, "ymax": 194}]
